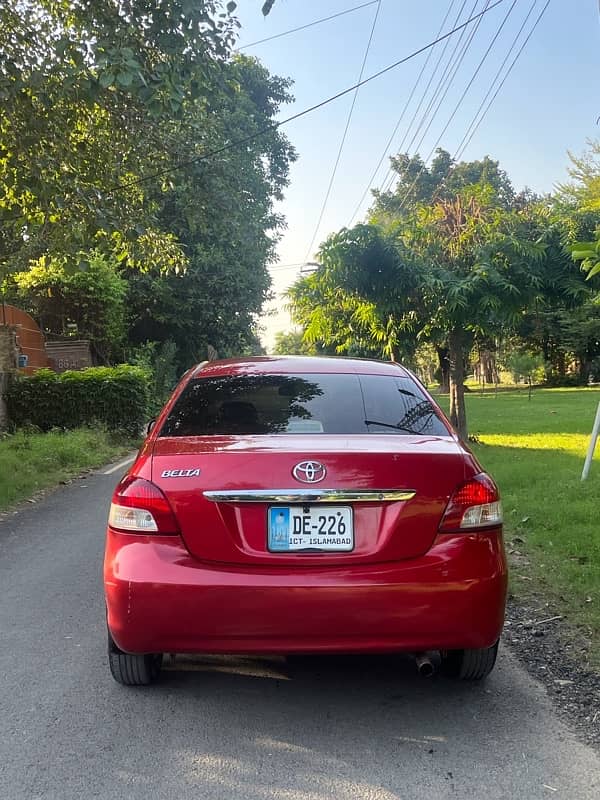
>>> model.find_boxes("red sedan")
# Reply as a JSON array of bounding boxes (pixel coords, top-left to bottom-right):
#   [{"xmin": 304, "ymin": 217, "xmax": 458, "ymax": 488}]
[{"xmin": 104, "ymin": 356, "xmax": 506, "ymax": 685}]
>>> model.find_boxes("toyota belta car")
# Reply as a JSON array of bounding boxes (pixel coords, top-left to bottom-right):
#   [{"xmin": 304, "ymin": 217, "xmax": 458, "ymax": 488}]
[{"xmin": 104, "ymin": 356, "xmax": 506, "ymax": 685}]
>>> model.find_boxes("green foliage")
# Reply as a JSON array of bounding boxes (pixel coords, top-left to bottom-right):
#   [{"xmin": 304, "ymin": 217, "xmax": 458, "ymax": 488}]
[
  {"xmin": 288, "ymin": 224, "xmax": 419, "ymax": 361},
  {"xmin": 558, "ymin": 139, "xmax": 600, "ymax": 212},
  {"xmin": 273, "ymin": 329, "xmax": 316, "ymax": 356},
  {"xmin": 371, "ymin": 149, "xmax": 517, "ymax": 220},
  {"xmin": 438, "ymin": 388, "xmax": 600, "ymax": 664},
  {"xmin": 0, "ymin": 426, "xmax": 136, "ymax": 511},
  {"xmin": 559, "ymin": 140, "xmax": 600, "ymax": 281},
  {"xmin": 572, "ymin": 239, "xmax": 600, "ymax": 279},
  {"xmin": 1, "ymin": 3, "xmax": 296, "ymax": 361},
  {"xmin": 290, "ymin": 157, "xmax": 573, "ymax": 438},
  {"xmin": 0, "ymin": 1, "xmax": 236, "ymax": 273},
  {"xmin": 113, "ymin": 55, "xmax": 296, "ymax": 365},
  {"xmin": 128, "ymin": 340, "xmax": 179, "ymax": 415},
  {"xmin": 504, "ymin": 350, "xmax": 545, "ymax": 384},
  {"xmin": 8, "ymin": 250, "xmax": 127, "ymax": 360},
  {"xmin": 5, "ymin": 366, "xmax": 149, "ymax": 434}
]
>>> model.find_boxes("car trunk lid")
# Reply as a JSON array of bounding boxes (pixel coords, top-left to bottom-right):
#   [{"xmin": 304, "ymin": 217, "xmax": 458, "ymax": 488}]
[{"xmin": 151, "ymin": 434, "xmax": 466, "ymax": 566}]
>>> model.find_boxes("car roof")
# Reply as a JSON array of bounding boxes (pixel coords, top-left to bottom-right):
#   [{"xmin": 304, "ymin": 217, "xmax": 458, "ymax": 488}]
[{"xmin": 190, "ymin": 356, "xmax": 410, "ymax": 379}]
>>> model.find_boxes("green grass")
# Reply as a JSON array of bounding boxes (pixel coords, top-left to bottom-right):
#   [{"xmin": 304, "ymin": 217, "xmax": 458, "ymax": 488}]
[
  {"xmin": 439, "ymin": 388, "xmax": 600, "ymax": 663},
  {"xmin": 0, "ymin": 427, "xmax": 136, "ymax": 512}
]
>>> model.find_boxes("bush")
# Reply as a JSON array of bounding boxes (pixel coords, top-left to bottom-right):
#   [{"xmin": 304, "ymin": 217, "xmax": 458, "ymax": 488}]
[
  {"xmin": 127, "ymin": 340, "xmax": 179, "ymax": 416},
  {"xmin": 5, "ymin": 366, "xmax": 149, "ymax": 435}
]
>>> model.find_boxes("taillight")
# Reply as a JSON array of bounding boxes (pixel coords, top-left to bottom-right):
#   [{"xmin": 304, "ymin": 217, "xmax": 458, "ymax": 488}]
[
  {"xmin": 108, "ymin": 477, "xmax": 179, "ymax": 535},
  {"xmin": 439, "ymin": 473, "xmax": 502, "ymax": 532}
]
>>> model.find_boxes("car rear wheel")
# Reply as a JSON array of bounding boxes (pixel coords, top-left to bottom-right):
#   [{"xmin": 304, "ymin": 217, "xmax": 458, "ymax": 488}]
[
  {"xmin": 107, "ymin": 632, "xmax": 162, "ymax": 686},
  {"xmin": 441, "ymin": 641, "xmax": 499, "ymax": 680}
]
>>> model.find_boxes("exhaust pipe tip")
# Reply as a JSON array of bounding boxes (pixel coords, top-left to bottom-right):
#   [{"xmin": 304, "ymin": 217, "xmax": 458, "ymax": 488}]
[{"xmin": 415, "ymin": 652, "xmax": 436, "ymax": 678}]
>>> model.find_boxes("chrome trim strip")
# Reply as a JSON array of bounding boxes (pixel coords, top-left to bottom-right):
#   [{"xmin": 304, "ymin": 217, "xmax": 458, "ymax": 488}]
[{"xmin": 203, "ymin": 489, "xmax": 416, "ymax": 504}]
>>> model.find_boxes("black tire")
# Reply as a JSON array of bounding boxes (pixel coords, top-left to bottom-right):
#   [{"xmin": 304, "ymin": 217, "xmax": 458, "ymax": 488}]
[
  {"xmin": 441, "ymin": 641, "xmax": 499, "ymax": 680},
  {"xmin": 107, "ymin": 632, "xmax": 162, "ymax": 686}
]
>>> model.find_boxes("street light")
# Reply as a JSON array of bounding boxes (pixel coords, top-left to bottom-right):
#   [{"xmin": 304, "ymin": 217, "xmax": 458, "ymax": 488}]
[{"xmin": 299, "ymin": 261, "xmax": 321, "ymax": 276}]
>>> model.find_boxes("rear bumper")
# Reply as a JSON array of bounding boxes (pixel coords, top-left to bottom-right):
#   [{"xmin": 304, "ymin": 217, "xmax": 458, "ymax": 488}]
[{"xmin": 104, "ymin": 529, "xmax": 507, "ymax": 655}]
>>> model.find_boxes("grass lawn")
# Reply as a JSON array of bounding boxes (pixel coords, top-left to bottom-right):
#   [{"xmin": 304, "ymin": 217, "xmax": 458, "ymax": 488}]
[
  {"xmin": 0, "ymin": 427, "xmax": 135, "ymax": 512},
  {"xmin": 439, "ymin": 388, "xmax": 600, "ymax": 664}
]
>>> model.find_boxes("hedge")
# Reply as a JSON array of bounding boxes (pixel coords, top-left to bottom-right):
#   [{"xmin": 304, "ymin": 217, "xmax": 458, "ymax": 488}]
[{"xmin": 5, "ymin": 366, "xmax": 150, "ymax": 435}]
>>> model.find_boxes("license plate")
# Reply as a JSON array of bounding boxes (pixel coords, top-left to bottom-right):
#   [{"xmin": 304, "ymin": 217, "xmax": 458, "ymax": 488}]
[{"xmin": 268, "ymin": 506, "xmax": 354, "ymax": 552}]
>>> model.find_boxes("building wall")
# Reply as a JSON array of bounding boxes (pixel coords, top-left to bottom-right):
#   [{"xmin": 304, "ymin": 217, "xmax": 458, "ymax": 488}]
[
  {"xmin": 46, "ymin": 340, "xmax": 93, "ymax": 373},
  {"xmin": 1, "ymin": 304, "xmax": 51, "ymax": 373},
  {"xmin": 0, "ymin": 325, "xmax": 18, "ymax": 429}
]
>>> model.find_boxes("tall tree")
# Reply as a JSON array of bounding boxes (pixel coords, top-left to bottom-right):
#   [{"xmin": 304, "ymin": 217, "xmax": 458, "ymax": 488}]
[
  {"xmin": 371, "ymin": 149, "xmax": 516, "ymax": 219},
  {"xmin": 1, "ymin": 2, "xmax": 296, "ymax": 364},
  {"xmin": 290, "ymin": 178, "xmax": 553, "ymax": 439}
]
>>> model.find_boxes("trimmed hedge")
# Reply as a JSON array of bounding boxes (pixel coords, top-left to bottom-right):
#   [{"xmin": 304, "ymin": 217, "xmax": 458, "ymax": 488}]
[{"xmin": 5, "ymin": 366, "xmax": 149, "ymax": 435}]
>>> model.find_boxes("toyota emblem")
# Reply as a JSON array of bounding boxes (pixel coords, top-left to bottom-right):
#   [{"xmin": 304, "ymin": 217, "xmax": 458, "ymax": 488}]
[{"xmin": 292, "ymin": 460, "xmax": 326, "ymax": 484}]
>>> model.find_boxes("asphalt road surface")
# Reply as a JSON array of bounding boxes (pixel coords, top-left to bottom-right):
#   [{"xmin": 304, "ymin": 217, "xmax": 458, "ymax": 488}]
[{"xmin": 1, "ymin": 462, "xmax": 599, "ymax": 800}]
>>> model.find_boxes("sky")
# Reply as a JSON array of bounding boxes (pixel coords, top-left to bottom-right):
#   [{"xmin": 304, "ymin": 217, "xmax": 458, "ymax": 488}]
[{"xmin": 233, "ymin": 0, "xmax": 600, "ymax": 351}]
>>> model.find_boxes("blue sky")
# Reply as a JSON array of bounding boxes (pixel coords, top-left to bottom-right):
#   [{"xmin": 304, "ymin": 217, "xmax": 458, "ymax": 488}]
[{"xmin": 234, "ymin": 1, "xmax": 600, "ymax": 349}]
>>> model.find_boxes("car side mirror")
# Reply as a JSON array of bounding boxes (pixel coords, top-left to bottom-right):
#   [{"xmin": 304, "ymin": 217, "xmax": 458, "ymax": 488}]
[{"xmin": 146, "ymin": 418, "xmax": 157, "ymax": 435}]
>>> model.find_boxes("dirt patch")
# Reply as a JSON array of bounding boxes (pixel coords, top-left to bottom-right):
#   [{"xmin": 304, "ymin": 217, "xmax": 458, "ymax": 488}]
[{"xmin": 504, "ymin": 596, "xmax": 600, "ymax": 748}]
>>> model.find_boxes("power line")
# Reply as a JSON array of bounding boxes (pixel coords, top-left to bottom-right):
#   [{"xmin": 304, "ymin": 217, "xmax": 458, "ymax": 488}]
[
  {"xmin": 453, "ymin": 0, "xmax": 551, "ymax": 162},
  {"xmin": 396, "ymin": 0, "xmax": 518, "ymax": 212},
  {"xmin": 347, "ymin": 0, "xmax": 458, "ymax": 226},
  {"xmin": 237, "ymin": 1, "xmax": 379, "ymax": 50},
  {"xmin": 403, "ymin": 0, "xmax": 492, "ymax": 174},
  {"xmin": 379, "ymin": 0, "xmax": 484, "ymax": 196},
  {"xmin": 396, "ymin": 0, "xmax": 550, "ymax": 212},
  {"xmin": 262, "ymin": 1, "xmax": 550, "ymax": 280},
  {"xmin": 452, "ymin": 0, "xmax": 540, "ymax": 162},
  {"xmin": 268, "ymin": 262, "xmax": 304, "ymax": 271},
  {"xmin": 303, "ymin": 0, "xmax": 382, "ymax": 263},
  {"xmin": 102, "ymin": 0, "xmax": 506, "ymax": 197},
  {"xmin": 377, "ymin": 0, "xmax": 474, "ymax": 196}
]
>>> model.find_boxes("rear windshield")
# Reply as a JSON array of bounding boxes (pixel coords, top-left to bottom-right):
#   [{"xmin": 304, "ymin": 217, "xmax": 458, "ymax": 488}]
[{"xmin": 159, "ymin": 372, "xmax": 449, "ymax": 437}]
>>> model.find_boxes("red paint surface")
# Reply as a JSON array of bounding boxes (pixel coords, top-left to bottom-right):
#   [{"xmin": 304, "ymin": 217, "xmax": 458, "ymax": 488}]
[
  {"xmin": 104, "ymin": 357, "xmax": 508, "ymax": 656},
  {"xmin": 1, "ymin": 304, "xmax": 50, "ymax": 373}
]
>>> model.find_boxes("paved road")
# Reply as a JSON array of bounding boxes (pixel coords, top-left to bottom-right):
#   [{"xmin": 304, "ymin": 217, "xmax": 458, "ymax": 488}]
[{"xmin": 1, "ymin": 465, "xmax": 599, "ymax": 799}]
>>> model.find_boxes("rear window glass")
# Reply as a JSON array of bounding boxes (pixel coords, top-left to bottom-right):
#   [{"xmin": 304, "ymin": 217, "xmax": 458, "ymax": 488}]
[{"xmin": 159, "ymin": 373, "xmax": 449, "ymax": 437}]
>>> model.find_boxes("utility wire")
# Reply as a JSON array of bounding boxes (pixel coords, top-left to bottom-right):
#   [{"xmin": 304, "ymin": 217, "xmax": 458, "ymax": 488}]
[
  {"xmin": 425, "ymin": 0, "xmax": 550, "ymax": 205},
  {"xmin": 396, "ymin": 0, "xmax": 518, "ymax": 212},
  {"xmin": 452, "ymin": 0, "xmax": 539, "ymax": 162},
  {"xmin": 102, "ymin": 0, "xmax": 506, "ymax": 197},
  {"xmin": 347, "ymin": 0, "xmax": 458, "ymax": 226},
  {"xmin": 377, "ymin": 0, "xmax": 473, "ymax": 196},
  {"xmin": 257, "ymin": 1, "xmax": 549, "ymax": 278},
  {"xmin": 453, "ymin": 0, "xmax": 551, "ymax": 161},
  {"xmin": 268, "ymin": 262, "xmax": 305, "ymax": 271},
  {"xmin": 303, "ymin": 0, "xmax": 382, "ymax": 263},
  {"xmin": 237, "ymin": 1, "xmax": 379, "ymax": 50},
  {"xmin": 405, "ymin": 0, "xmax": 492, "ymax": 173}
]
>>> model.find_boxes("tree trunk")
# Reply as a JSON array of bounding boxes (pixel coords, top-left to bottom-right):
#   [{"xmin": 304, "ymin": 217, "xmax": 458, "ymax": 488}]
[
  {"xmin": 482, "ymin": 350, "xmax": 495, "ymax": 384},
  {"xmin": 436, "ymin": 346, "xmax": 450, "ymax": 393},
  {"xmin": 448, "ymin": 329, "xmax": 467, "ymax": 441}
]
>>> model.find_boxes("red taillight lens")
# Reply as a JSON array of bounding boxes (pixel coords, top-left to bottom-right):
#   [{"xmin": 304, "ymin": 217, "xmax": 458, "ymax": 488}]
[
  {"xmin": 108, "ymin": 477, "xmax": 179, "ymax": 535},
  {"xmin": 439, "ymin": 473, "xmax": 502, "ymax": 533}
]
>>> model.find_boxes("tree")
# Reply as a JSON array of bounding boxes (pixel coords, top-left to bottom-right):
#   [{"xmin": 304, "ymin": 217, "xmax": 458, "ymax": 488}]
[
  {"xmin": 0, "ymin": 1, "xmax": 240, "ymax": 276},
  {"xmin": 273, "ymin": 330, "xmax": 316, "ymax": 356},
  {"xmin": 371, "ymin": 149, "xmax": 516, "ymax": 219},
  {"xmin": 122, "ymin": 55, "xmax": 296, "ymax": 366},
  {"xmin": 504, "ymin": 349, "xmax": 545, "ymax": 398},
  {"xmin": 401, "ymin": 191, "xmax": 547, "ymax": 438},
  {"xmin": 1, "ymin": 3, "xmax": 296, "ymax": 366},
  {"xmin": 9, "ymin": 251, "xmax": 127, "ymax": 361},
  {"xmin": 557, "ymin": 140, "xmax": 600, "ymax": 279},
  {"xmin": 290, "ymin": 178, "xmax": 553, "ymax": 439},
  {"xmin": 288, "ymin": 224, "xmax": 421, "ymax": 362}
]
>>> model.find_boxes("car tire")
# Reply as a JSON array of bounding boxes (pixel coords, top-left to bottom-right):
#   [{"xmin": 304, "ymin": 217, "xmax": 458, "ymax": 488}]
[
  {"xmin": 441, "ymin": 641, "xmax": 499, "ymax": 680},
  {"xmin": 107, "ymin": 632, "xmax": 162, "ymax": 686}
]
